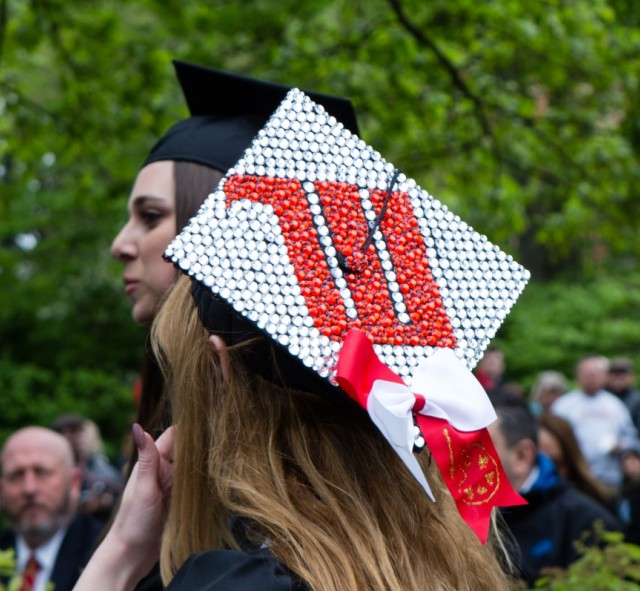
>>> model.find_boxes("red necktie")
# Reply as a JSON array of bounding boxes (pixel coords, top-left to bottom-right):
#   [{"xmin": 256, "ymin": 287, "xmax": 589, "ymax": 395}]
[{"xmin": 19, "ymin": 554, "xmax": 40, "ymax": 591}]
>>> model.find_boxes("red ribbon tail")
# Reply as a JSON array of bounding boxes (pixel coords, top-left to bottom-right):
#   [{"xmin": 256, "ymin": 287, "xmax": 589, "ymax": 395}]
[{"xmin": 417, "ymin": 415, "xmax": 526, "ymax": 544}]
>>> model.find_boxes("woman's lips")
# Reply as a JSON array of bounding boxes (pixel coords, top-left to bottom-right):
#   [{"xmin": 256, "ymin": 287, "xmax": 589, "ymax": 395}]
[{"xmin": 124, "ymin": 279, "xmax": 140, "ymax": 295}]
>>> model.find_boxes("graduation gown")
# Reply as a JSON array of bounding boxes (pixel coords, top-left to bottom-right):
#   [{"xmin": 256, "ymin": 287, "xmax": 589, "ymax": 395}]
[{"xmin": 166, "ymin": 549, "xmax": 308, "ymax": 591}]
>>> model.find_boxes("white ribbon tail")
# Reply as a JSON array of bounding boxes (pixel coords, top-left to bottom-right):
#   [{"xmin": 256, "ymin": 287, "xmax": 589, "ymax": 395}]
[{"xmin": 367, "ymin": 381, "xmax": 436, "ymax": 501}]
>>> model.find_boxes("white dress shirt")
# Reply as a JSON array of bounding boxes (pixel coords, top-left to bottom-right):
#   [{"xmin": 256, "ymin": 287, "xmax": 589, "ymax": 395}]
[{"xmin": 16, "ymin": 527, "xmax": 67, "ymax": 591}]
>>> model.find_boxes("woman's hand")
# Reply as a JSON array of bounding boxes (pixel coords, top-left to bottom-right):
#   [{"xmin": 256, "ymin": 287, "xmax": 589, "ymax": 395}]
[
  {"xmin": 112, "ymin": 424, "xmax": 174, "ymax": 562},
  {"xmin": 73, "ymin": 424, "xmax": 174, "ymax": 591}
]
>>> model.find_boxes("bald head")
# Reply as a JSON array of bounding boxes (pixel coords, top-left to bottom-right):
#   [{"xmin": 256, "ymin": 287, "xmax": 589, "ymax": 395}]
[
  {"xmin": 575, "ymin": 356, "xmax": 609, "ymax": 396},
  {"xmin": 2, "ymin": 427, "xmax": 75, "ymax": 470},
  {"xmin": 0, "ymin": 426, "xmax": 81, "ymax": 548}
]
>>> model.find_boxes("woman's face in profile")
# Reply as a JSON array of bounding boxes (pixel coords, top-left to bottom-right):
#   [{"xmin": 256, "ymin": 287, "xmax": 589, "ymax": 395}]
[
  {"xmin": 111, "ymin": 160, "xmax": 177, "ymax": 325},
  {"xmin": 538, "ymin": 427, "xmax": 567, "ymax": 478}
]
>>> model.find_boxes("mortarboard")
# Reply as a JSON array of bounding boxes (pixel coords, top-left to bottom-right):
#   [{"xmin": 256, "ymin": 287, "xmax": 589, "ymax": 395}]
[
  {"xmin": 165, "ymin": 88, "xmax": 529, "ymax": 543},
  {"xmin": 143, "ymin": 61, "xmax": 359, "ymax": 173}
]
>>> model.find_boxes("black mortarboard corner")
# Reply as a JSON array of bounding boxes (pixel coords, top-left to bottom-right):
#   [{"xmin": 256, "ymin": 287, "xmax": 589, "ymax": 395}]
[
  {"xmin": 143, "ymin": 61, "xmax": 360, "ymax": 173},
  {"xmin": 165, "ymin": 88, "xmax": 529, "ymax": 542}
]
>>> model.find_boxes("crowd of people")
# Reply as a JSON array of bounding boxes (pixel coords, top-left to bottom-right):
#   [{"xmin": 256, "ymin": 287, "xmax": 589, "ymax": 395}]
[
  {"xmin": 1, "ymin": 59, "xmax": 638, "ymax": 590},
  {"xmin": 479, "ymin": 351, "xmax": 640, "ymax": 584}
]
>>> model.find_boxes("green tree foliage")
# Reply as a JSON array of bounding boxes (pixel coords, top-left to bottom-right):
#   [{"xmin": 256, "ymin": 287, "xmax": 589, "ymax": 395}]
[
  {"xmin": 0, "ymin": 0, "xmax": 638, "ymax": 447},
  {"xmin": 495, "ymin": 271, "xmax": 640, "ymax": 390}
]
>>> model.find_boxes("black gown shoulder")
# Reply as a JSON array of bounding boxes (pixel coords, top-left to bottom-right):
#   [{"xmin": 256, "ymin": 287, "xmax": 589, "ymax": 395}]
[{"xmin": 165, "ymin": 548, "xmax": 308, "ymax": 591}]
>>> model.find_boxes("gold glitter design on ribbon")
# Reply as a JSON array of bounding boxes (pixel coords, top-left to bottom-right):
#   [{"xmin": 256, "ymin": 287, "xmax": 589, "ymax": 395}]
[
  {"xmin": 443, "ymin": 429, "xmax": 501, "ymax": 506},
  {"xmin": 443, "ymin": 428, "xmax": 455, "ymax": 478}
]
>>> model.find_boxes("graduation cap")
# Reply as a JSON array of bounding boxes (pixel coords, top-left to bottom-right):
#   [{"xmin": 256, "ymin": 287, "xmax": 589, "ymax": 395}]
[
  {"xmin": 144, "ymin": 61, "xmax": 360, "ymax": 172},
  {"xmin": 165, "ymin": 88, "xmax": 528, "ymax": 542}
]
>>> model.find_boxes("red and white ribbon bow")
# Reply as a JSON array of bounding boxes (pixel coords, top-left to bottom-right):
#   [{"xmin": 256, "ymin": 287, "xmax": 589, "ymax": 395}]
[{"xmin": 336, "ymin": 329, "xmax": 525, "ymax": 543}]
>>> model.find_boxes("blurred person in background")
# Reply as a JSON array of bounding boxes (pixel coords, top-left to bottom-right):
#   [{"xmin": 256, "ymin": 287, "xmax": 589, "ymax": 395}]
[
  {"xmin": 617, "ymin": 441, "xmax": 640, "ymax": 544},
  {"xmin": 529, "ymin": 370, "xmax": 567, "ymax": 415},
  {"xmin": 0, "ymin": 427, "xmax": 102, "ymax": 591},
  {"xmin": 474, "ymin": 346, "xmax": 508, "ymax": 394},
  {"xmin": 537, "ymin": 413, "xmax": 616, "ymax": 511},
  {"xmin": 52, "ymin": 414, "xmax": 123, "ymax": 523},
  {"xmin": 607, "ymin": 357, "xmax": 640, "ymax": 433},
  {"xmin": 551, "ymin": 355, "xmax": 638, "ymax": 490}
]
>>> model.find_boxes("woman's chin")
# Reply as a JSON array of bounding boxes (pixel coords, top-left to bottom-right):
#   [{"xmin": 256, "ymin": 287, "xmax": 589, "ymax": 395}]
[{"xmin": 132, "ymin": 303, "xmax": 155, "ymax": 326}]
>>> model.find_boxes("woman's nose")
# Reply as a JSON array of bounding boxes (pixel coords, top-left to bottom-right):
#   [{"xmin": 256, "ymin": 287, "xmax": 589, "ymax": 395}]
[{"xmin": 111, "ymin": 222, "xmax": 137, "ymax": 261}]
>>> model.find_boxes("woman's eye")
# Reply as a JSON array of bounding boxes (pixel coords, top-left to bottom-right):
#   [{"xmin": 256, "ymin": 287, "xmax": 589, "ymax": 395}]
[{"xmin": 140, "ymin": 210, "xmax": 163, "ymax": 227}]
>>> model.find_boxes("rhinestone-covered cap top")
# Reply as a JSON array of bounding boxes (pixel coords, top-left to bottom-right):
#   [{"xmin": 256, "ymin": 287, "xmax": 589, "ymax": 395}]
[{"xmin": 165, "ymin": 89, "xmax": 529, "ymax": 385}]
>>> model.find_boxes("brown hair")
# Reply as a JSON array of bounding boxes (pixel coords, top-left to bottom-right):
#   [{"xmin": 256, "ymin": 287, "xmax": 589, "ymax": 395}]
[
  {"xmin": 152, "ymin": 275, "xmax": 513, "ymax": 591},
  {"xmin": 174, "ymin": 160, "xmax": 225, "ymax": 230},
  {"xmin": 538, "ymin": 413, "xmax": 614, "ymax": 508}
]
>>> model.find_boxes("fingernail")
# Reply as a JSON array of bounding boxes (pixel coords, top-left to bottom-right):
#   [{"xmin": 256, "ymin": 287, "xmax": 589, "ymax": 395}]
[{"xmin": 132, "ymin": 423, "xmax": 146, "ymax": 450}]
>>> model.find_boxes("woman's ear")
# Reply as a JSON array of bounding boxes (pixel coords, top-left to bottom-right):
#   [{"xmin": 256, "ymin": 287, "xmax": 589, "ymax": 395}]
[{"xmin": 208, "ymin": 334, "xmax": 230, "ymax": 383}]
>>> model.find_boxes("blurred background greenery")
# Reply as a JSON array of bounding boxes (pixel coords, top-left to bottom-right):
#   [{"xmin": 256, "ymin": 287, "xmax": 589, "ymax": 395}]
[{"xmin": 1, "ymin": 0, "xmax": 639, "ymax": 454}]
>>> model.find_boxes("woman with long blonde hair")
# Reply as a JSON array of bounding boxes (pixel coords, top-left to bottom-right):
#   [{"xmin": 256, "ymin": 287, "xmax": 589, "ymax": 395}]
[
  {"xmin": 159, "ymin": 277, "xmax": 515, "ymax": 590},
  {"xmin": 73, "ymin": 276, "xmax": 514, "ymax": 591}
]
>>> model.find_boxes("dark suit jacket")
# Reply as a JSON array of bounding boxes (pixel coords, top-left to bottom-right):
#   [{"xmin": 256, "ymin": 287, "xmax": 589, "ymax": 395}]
[{"xmin": 0, "ymin": 513, "xmax": 103, "ymax": 591}]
